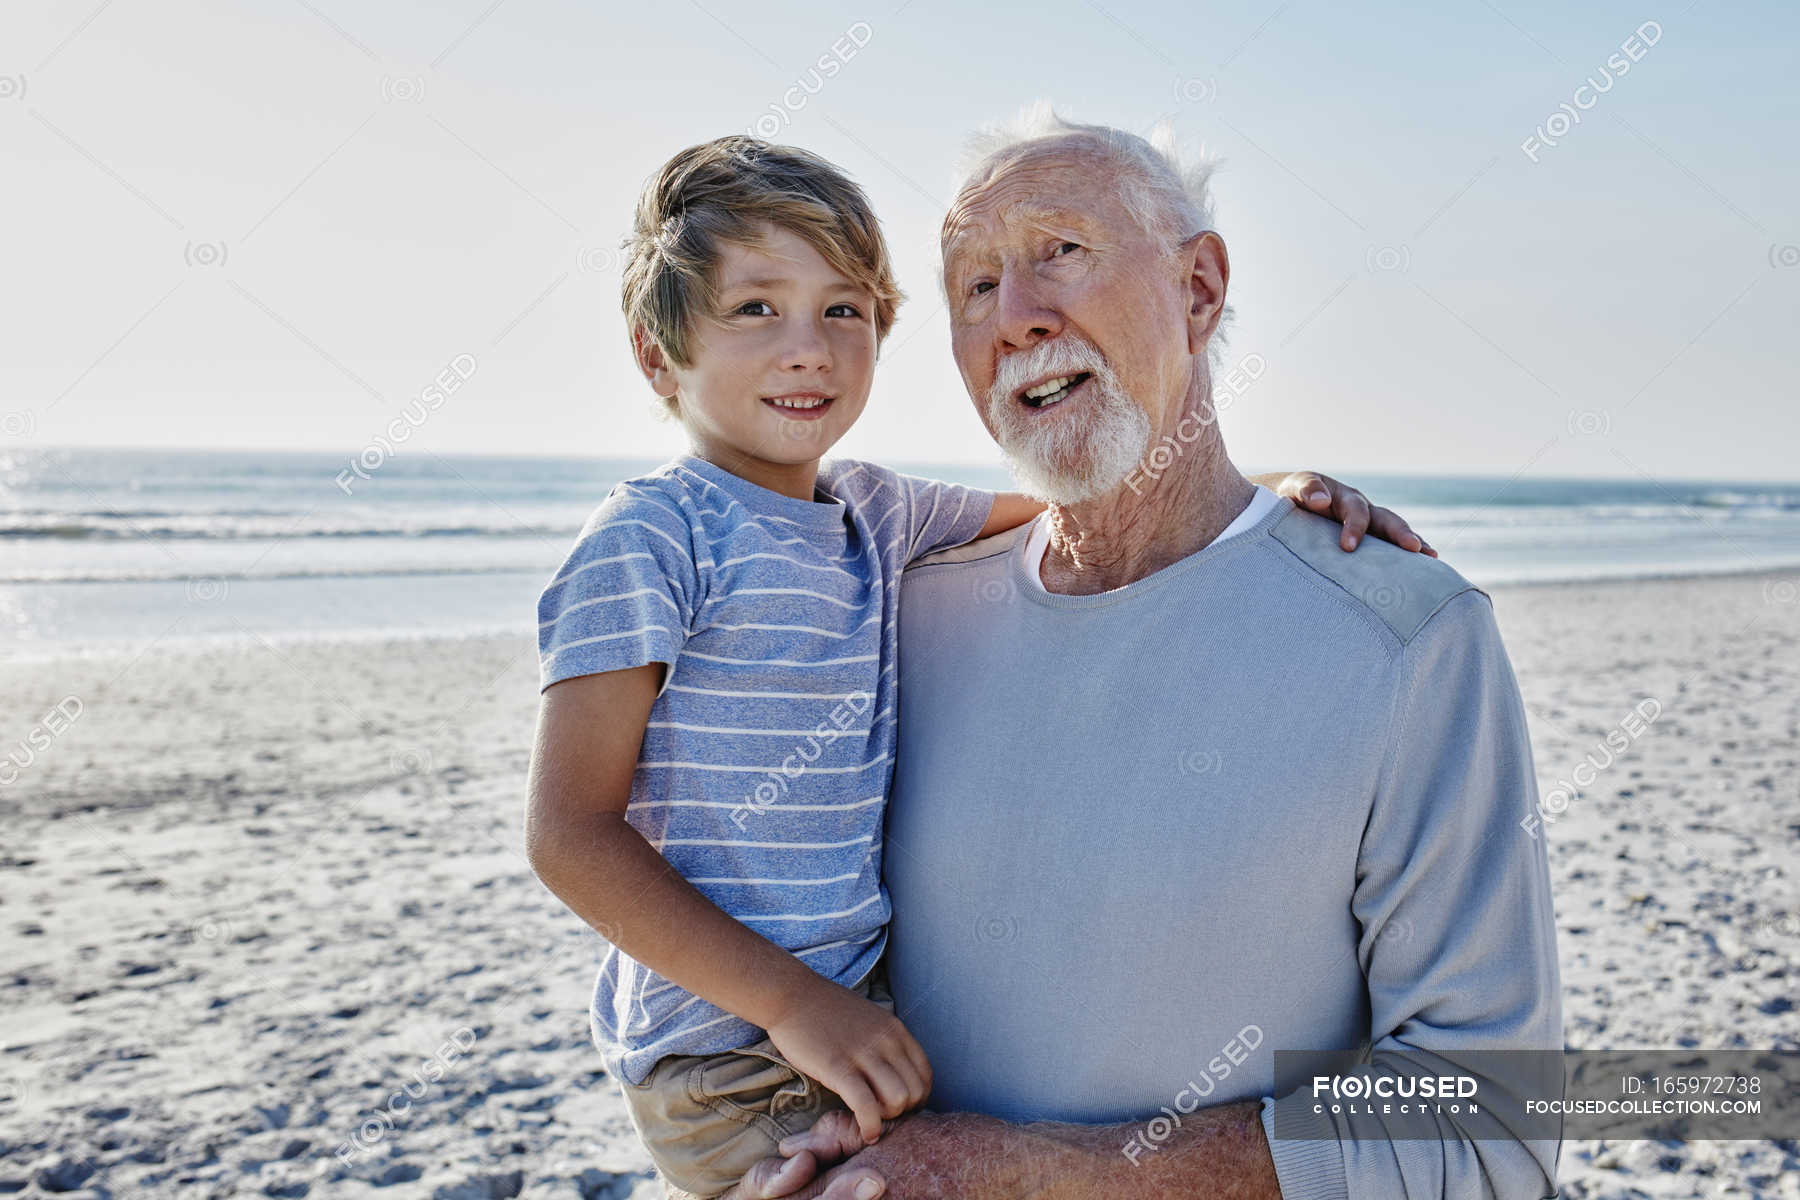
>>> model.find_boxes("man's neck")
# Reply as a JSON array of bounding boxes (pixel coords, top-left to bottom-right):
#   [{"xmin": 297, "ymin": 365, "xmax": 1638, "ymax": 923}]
[{"xmin": 1039, "ymin": 410, "xmax": 1253, "ymax": 597}]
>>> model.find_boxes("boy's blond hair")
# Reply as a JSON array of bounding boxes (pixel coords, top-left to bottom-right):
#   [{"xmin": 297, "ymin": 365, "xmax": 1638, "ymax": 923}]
[{"xmin": 621, "ymin": 136, "xmax": 904, "ymax": 412}]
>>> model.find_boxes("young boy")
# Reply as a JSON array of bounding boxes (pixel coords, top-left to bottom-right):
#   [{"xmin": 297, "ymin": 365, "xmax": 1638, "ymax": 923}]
[{"xmin": 526, "ymin": 136, "xmax": 1424, "ymax": 1199}]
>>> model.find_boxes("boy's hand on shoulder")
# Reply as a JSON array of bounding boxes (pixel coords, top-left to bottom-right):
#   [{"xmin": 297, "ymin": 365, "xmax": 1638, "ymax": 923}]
[
  {"xmin": 763, "ymin": 980, "xmax": 932, "ymax": 1146},
  {"xmin": 1271, "ymin": 470, "xmax": 1436, "ymax": 556}
]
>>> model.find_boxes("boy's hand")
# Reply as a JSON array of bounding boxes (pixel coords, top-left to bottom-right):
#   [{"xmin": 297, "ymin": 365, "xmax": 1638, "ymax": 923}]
[
  {"xmin": 1271, "ymin": 471, "xmax": 1435, "ymax": 556},
  {"xmin": 763, "ymin": 982, "xmax": 932, "ymax": 1145}
]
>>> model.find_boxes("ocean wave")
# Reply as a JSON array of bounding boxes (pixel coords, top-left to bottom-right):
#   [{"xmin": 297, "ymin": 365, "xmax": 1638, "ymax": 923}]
[
  {"xmin": 9, "ymin": 499, "xmax": 1800, "ymax": 543},
  {"xmin": 1693, "ymin": 490, "xmax": 1800, "ymax": 511},
  {"xmin": 0, "ymin": 564, "xmax": 548, "ymax": 585},
  {"xmin": 1360, "ymin": 503, "xmax": 1800, "ymax": 529},
  {"xmin": 0, "ymin": 511, "xmax": 580, "ymax": 541}
]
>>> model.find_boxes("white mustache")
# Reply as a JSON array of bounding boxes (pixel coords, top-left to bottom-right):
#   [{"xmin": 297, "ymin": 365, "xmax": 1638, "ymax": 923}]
[
  {"xmin": 987, "ymin": 335, "xmax": 1112, "ymax": 410},
  {"xmin": 980, "ymin": 333, "xmax": 1151, "ymax": 507}
]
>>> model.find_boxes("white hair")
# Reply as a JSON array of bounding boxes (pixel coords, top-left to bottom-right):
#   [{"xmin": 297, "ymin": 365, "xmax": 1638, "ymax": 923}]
[{"xmin": 947, "ymin": 102, "xmax": 1234, "ymax": 363}]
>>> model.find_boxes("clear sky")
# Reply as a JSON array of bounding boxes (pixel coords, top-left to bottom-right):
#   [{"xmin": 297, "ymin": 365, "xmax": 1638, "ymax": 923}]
[{"xmin": 4, "ymin": 0, "xmax": 1796, "ymax": 480}]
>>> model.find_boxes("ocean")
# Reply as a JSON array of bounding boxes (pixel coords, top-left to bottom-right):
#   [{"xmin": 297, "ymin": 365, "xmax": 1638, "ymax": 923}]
[{"xmin": 6, "ymin": 447, "xmax": 1800, "ymax": 655}]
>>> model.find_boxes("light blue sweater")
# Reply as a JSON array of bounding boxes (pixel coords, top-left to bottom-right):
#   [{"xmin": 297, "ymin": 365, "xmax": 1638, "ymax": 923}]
[{"xmin": 883, "ymin": 502, "xmax": 1563, "ymax": 1199}]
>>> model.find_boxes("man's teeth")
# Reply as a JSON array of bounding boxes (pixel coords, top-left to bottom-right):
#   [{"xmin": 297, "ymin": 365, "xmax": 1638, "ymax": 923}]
[
  {"xmin": 1021, "ymin": 373, "xmax": 1088, "ymax": 406},
  {"xmin": 1024, "ymin": 375, "xmax": 1078, "ymax": 401},
  {"xmin": 767, "ymin": 396, "xmax": 829, "ymax": 409}
]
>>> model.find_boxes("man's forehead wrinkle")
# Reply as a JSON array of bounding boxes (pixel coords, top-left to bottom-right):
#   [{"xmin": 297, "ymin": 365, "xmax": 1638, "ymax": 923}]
[
  {"xmin": 941, "ymin": 139, "xmax": 1130, "ymax": 280},
  {"xmin": 990, "ymin": 136, "xmax": 1115, "ymax": 194},
  {"xmin": 997, "ymin": 198, "xmax": 1099, "ymax": 234},
  {"xmin": 945, "ymin": 171, "xmax": 1095, "ymax": 255},
  {"xmin": 941, "ymin": 183, "xmax": 1016, "ymax": 273},
  {"xmin": 941, "ymin": 214, "xmax": 999, "ymax": 275}
]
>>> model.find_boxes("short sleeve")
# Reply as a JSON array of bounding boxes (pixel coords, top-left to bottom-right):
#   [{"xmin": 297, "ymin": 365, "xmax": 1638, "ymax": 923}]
[
  {"xmin": 890, "ymin": 469, "xmax": 996, "ymax": 562},
  {"xmin": 536, "ymin": 484, "xmax": 703, "ymax": 693}
]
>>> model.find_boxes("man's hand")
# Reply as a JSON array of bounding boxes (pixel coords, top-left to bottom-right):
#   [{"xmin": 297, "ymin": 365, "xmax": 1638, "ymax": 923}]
[
  {"xmin": 722, "ymin": 1102, "xmax": 1280, "ymax": 1199},
  {"xmin": 1265, "ymin": 470, "xmax": 1436, "ymax": 555},
  {"xmin": 763, "ymin": 981, "xmax": 933, "ymax": 1145},
  {"xmin": 721, "ymin": 1112, "xmax": 962, "ymax": 1200},
  {"xmin": 715, "ymin": 1111, "xmax": 913, "ymax": 1200},
  {"xmin": 777, "ymin": 1109, "xmax": 875, "ymax": 1163},
  {"xmin": 714, "ymin": 1146, "xmax": 887, "ymax": 1200}
]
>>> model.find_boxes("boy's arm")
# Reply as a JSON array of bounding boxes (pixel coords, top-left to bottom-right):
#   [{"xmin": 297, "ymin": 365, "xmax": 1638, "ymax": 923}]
[
  {"xmin": 524, "ymin": 667, "xmax": 930, "ymax": 1139},
  {"xmin": 1248, "ymin": 470, "xmax": 1434, "ymax": 555},
  {"xmin": 977, "ymin": 492, "xmax": 1047, "ymax": 538},
  {"xmin": 526, "ymin": 665, "xmax": 821, "ymax": 1029}
]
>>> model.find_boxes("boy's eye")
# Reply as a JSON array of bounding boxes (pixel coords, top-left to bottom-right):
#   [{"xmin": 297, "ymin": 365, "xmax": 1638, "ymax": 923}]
[
  {"xmin": 825, "ymin": 302, "xmax": 864, "ymax": 318},
  {"xmin": 735, "ymin": 300, "xmax": 774, "ymax": 316}
]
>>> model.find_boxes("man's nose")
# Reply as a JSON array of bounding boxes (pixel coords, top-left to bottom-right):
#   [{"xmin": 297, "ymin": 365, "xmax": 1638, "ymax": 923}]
[{"xmin": 994, "ymin": 274, "xmax": 1062, "ymax": 351}]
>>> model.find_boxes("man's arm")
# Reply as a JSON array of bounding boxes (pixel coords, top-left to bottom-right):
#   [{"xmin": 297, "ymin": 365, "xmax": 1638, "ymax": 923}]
[
  {"xmin": 1259, "ymin": 588, "xmax": 1563, "ymax": 1199},
  {"xmin": 724, "ymin": 1103, "xmax": 1281, "ymax": 1200}
]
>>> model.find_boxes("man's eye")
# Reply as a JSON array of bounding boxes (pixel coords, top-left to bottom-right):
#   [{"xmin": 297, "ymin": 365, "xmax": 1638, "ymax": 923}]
[
  {"xmin": 969, "ymin": 281, "xmax": 995, "ymax": 296},
  {"xmin": 735, "ymin": 300, "xmax": 774, "ymax": 316},
  {"xmin": 1050, "ymin": 241, "xmax": 1081, "ymax": 258}
]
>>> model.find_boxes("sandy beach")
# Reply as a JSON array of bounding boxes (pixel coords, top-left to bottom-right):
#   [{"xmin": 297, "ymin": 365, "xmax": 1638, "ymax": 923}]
[{"xmin": 3, "ymin": 568, "xmax": 1797, "ymax": 1198}]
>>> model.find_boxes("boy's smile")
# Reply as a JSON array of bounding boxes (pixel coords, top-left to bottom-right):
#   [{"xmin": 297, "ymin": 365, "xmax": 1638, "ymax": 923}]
[{"xmin": 762, "ymin": 390, "xmax": 837, "ymax": 419}]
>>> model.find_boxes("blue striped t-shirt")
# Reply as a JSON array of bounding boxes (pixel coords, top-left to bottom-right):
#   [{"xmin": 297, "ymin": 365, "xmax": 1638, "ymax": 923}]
[{"xmin": 537, "ymin": 452, "xmax": 994, "ymax": 1085}]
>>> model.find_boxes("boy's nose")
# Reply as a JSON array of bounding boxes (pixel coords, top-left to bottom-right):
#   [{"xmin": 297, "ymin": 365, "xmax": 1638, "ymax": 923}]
[{"xmin": 782, "ymin": 321, "xmax": 832, "ymax": 372}]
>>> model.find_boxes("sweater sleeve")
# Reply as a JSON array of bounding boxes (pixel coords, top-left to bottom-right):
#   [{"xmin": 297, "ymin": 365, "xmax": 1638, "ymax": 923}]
[{"xmin": 1261, "ymin": 589, "xmax": 1564, "ymax": 1200}]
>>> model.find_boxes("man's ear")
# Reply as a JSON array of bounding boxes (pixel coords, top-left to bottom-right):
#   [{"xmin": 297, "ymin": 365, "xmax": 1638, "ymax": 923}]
[
  {"xmin": 1182, "ymin": 231, "xmax": 1230, "ymax": 357},
  {"xmin": 631, "ymin": 325, "xmax": 680, "ymax": 402}
]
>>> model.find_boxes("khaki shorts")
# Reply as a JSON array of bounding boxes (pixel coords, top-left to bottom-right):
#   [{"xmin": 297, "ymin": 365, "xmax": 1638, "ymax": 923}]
[{"xmin": 619, "ymin": 963, "xmax": 895, "ymax": 1199}]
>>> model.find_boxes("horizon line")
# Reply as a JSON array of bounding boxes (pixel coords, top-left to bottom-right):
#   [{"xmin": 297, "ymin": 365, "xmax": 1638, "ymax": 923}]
[{"xmin": 7, "ymin": 443, "xmax": 1800, "ymax": 487}]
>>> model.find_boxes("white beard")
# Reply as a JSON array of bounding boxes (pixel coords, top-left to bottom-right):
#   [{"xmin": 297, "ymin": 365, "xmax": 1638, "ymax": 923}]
[{"xmin": 984, "ymin": 336, "xmax": 1151, "ymax": 506}]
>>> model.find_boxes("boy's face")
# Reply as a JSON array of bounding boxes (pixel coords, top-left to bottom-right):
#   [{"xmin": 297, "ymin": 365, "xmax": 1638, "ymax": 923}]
[{"xmin": 653, "ymin": 224, "xmax": 877, "ymax": 477}]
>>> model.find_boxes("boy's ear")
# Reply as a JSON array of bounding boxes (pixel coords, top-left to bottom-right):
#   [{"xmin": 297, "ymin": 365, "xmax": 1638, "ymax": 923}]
[{"xmin": 631, "ymin": 325, "xmax": 680, "ymax": 402}]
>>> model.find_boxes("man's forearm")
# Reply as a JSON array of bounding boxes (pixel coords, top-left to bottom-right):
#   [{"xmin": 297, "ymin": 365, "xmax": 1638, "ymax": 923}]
[
  {"xmin": 1019, "ymin": 1101, "xmax": 1281, "ymax": 1200},
  {"xmin": 828, "ymin": 1102, "xmax": 1281, "ymax": 1199}
]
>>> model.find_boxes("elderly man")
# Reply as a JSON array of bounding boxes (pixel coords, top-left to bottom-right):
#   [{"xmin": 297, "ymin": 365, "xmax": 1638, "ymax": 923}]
[{"xmin": 728, "ymin": 112, "xmax": 1563, "ymax": 1200}]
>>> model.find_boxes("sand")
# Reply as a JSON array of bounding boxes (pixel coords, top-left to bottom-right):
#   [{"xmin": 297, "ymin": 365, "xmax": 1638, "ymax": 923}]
[{"xmin": 2, "ymin": 570, "xmax": 1797, "ymax": 1198}]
